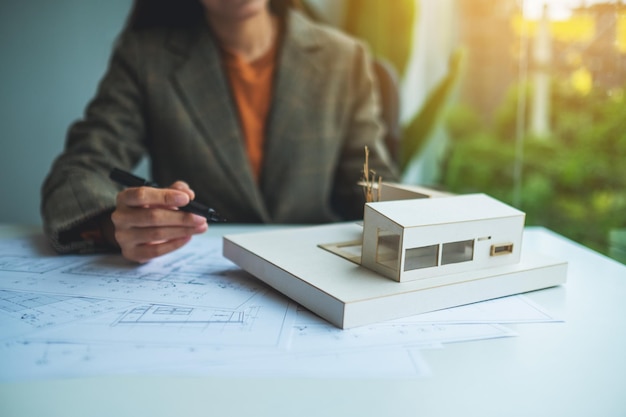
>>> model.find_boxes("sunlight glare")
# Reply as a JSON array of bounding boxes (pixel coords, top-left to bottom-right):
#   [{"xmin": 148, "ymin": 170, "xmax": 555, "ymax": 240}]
[{"xmin": 524, "ymin": 0, "xmax": 578, "ymax": 20}]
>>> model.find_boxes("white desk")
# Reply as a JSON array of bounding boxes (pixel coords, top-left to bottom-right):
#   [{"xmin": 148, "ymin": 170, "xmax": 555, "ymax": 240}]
[{"xmin": 1, "ymin": 225, "xmax": 625, "ymax": 417}]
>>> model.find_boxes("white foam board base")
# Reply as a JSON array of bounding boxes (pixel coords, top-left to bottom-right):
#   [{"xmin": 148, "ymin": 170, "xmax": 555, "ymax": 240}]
[{"xmin": 223, "ymin": 223, "xmax": 568, "ymax": 329}]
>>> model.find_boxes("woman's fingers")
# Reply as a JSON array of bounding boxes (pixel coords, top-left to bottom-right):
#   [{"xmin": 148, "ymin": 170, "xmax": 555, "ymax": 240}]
[
  {"xmin": 111, "ymin": 205, "xmax": 206, "ymax": 229},
  {"xmin": 111, "ymin": 185, "xmax": 208, "ymax": 262},
  {"xmin": 117, "ymin": 223, "xmax": 208, "ymax": 263},
  {"xmin": 129, "ymin": 236, "xmax": 193, "ymax": 264},
  {"xmin": 169, "ymin": 181, "xmax": 195, "ymax": 201},
  {"xmin": 117, "ymin": 186, "xmax": 190, "ymax": 209}
]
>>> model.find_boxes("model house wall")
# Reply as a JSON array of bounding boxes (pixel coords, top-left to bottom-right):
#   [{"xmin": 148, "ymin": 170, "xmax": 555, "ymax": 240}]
[{"xmin": 361, "ymin": 194, "xmax": 525, "ymax": 282}]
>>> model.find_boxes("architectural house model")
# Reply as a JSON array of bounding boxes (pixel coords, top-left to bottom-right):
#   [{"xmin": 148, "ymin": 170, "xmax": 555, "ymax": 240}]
[
  {"xmin": 223, "ymin": 184, "xmax": 568, "ymax": 329},
  {"xmin": 361, "ymin": 194, "xmax": 524, "ymax": 282}
]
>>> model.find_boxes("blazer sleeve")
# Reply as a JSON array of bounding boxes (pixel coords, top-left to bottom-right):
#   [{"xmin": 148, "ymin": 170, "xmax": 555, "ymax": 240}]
[
  {"xmin": 41, "ymin": 32, "xmax": 147, "ymax": 253},
  {"xmin": 331, "ymin": 39, "xmax": 399, "ymax": 220}
]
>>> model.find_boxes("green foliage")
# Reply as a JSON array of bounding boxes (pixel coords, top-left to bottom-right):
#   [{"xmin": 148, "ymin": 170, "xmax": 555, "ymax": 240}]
[{"xmin": 442, "ymin": 81, "xmax": 626, "ymax": 259}]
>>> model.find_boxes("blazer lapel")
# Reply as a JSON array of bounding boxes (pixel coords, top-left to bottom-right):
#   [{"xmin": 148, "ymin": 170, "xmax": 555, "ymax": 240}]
[
  {"xmin": 168, "ymin": 28, "xmax": 270, "ymax": 221},
  {"xmin": 261, "ymin": 12, "xmax": 325, "ymax": 205}
]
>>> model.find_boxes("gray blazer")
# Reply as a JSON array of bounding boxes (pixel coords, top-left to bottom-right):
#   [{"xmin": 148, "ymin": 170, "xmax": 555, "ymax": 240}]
[{"xmin": 41, "ymin": 10, "xmax": 398, "ymax": 253}]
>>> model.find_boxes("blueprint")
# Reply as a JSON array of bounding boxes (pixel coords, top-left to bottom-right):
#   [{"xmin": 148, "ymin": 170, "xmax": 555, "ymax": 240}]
[
  {"xmin": 28, "ymin": 290, "xmax": 297, "ymax": 348},
  {"xmin": 0, "ymin": 289, "xmax": 133, "ymax": 340},
  {"xmin": 0, "ymin": 236, "xmax": 263, "ymax": 309},
  {"xmin": 0, "ymin": 233, "xmax": 562, "ymax": 381}
]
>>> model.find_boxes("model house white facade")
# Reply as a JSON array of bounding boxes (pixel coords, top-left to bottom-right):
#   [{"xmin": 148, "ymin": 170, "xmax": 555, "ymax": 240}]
[{"xmin": 361, "ymin": 194, "xmax": 525, "ymax": 282}]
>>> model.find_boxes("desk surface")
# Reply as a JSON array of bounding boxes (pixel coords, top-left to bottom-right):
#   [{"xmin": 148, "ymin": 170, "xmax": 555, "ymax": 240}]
[{"xmin": 1, "ymin": 224, "xmax": 625, "ymax": 417}]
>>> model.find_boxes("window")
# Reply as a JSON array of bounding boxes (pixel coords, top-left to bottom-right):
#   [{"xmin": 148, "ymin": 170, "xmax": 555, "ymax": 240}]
[
  {"xmin": 376, "ymin": 229, "xmax": 400, "ymax": 271},
  {"xmin": 404, "ymin": 245, "xmax": 439, "ymax": 271},
  {"xmin": 441, "ymin": 239, "xmax": 474, "ymax": 265}
]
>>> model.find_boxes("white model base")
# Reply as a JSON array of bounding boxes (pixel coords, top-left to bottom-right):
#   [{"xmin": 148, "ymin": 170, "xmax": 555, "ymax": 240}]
[{"xmin": 223, "ymin": 223, "xmax": 568, "ymax": 329}]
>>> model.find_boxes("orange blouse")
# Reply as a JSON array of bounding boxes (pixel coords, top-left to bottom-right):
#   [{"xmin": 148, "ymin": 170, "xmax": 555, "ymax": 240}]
[{"xmin": 222, "ymin": 42, "xmax": 278, "ymax": 181}]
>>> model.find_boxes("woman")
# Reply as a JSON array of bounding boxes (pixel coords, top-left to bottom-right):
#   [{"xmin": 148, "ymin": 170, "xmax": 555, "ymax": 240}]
[{"xmin": 41, "ymin": 0, "xmax": 397, "ymax": 262}]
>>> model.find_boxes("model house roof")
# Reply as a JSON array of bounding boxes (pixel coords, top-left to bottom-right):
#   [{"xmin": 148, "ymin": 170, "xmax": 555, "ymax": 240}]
[{"xmin": 365, "ymin": 194, "xmax": 524, "ymax": 228}]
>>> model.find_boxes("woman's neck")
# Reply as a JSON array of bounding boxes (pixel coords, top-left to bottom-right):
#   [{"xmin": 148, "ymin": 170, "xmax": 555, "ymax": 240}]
[{"xmin": 209, "ymin": 10, "xmax": 277, "ymax": 62}]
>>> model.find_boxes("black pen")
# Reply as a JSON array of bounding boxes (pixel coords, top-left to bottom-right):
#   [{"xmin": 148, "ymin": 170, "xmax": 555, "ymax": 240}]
[{"xmin": 109, "ymin": 168, "xmax": 225, "ymax": 222}]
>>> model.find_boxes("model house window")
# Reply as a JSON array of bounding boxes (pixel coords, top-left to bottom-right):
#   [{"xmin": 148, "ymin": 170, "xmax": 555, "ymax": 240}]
[
  {"xmin": 441, "ymin": 239, "xmax": 475, "ymax": 265},
  {"xmin": 375, "ymin": 229, "xmax": 400, "ymax": 271},
  {"xmin": 404, "ymin": 244, "xmax": 439, "ymax": 271}
]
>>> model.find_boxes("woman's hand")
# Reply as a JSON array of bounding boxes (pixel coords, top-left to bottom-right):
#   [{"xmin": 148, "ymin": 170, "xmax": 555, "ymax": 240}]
[{"xmin": 110, "ymin": 181, "xmax": 208, "ymax": 263}]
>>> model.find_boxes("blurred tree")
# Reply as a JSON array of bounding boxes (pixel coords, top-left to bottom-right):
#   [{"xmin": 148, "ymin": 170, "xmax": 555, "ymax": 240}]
[
  {"xmin": 442, "ymin": 79, "xmax": 626, "ymax": 261},
  {"xmin": 341, "ymin": 0, "xmax": 417, "ymax": 77}
]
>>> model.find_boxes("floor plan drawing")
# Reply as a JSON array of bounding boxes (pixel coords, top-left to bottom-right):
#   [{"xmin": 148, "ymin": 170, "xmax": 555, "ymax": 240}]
[
  {"xmin": 0, "ymin": 289, "xmax": 132, "ymax": 340},
  {"xmin": 0, "ymin": 255, "xmax": 77, "ymax": 274},
  {"xmin": 26, "ymin": 289, "xmax": 297, "ymax": 348},
  {"xmin": 0, "ymin": 237, "xmax": 265, "ymax": 310},
  {"xmin": 116, "ymin": 304, "xmax": 247, "ymax": 326}
]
